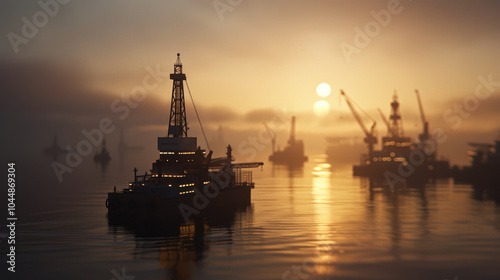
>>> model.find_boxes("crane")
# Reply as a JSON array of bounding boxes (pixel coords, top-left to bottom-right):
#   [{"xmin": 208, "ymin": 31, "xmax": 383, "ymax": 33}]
[
  {"xmin": 415, "ymin": 89, "xmax": 429, "ymax": 142},
  {"xmin": 377, "ymin": 108, "xmax": 391, "ymax": 136},
  {"xmin": 340, "ymin": 90, "xmax": 377, "ymax": 154},
  {"xmin": 263, "ymin": 121, "xmax": 276, "ymax": 153}
]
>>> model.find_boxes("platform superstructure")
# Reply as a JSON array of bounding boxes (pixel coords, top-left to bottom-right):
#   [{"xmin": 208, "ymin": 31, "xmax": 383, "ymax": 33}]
[
  {"xmin": 341, "ymin": 90, "xmax": 450, "ymax": 186},
  {"xmin": 107, "ymin": 54, "xmax": 263, "ymax": 221}
]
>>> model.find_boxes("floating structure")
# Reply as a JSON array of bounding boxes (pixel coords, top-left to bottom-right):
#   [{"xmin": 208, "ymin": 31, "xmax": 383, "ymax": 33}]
[
  {"xmin": 107, "ymin": 54, "xmax": 263, "ymax": 222},
  {"xmin": 452, "ymin": 139, "xmax": 500, "ymax": 194},
  {"xmin": 414, "ymin": 90, "xmax": 450, "ymax": 177},
  {"xmin": 93, "ymin": 138, "xmax": 111, "ymax": 163},
  {"xmin": 341, "ymin": 90, "xmax": 450, "ymax": 186},
  {"xmin": 43, "ymin": 134, "xmax": 67, "ymax": 158},
  {"xmin": 267, "ymin": 116, "xmax": 308, "ymax": 166}
]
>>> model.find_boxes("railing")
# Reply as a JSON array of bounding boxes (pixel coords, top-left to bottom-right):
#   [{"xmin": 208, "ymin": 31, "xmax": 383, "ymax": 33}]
[{"xmin": 235, "ymin": 170, "xmax": 252, "ymax": 185}]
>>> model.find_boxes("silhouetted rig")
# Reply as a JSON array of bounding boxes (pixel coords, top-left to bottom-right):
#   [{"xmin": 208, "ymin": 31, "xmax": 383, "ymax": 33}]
[
  {"xmin": 267, "ymin": 116, "xmax": 308, "ymax": 167},
  {"xmin": 452, "ymin": 139, "xmax": 500, "ymax": 195},
  {"xmin": 341, "ymin": 90, "xmax": 450, "ymax": 186},
  {"xmin": 106, "ymin": 54, "xmax": 263, "ymax": 222},
  {"xmin": 43, "ymin": 134, "xmax": 67, "ymax": 159},
  {"xmin": 93, "ymin": 138, "xmax": 111, "ymax": 163}
]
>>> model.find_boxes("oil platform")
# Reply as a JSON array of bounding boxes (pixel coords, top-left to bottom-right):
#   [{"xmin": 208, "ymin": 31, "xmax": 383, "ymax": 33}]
[
  {"xmin": 341, "ymin": 90, "xmax": 450, "ymax": 186},
  {"xmin": 43, "ymin": 134, "xmax": 67, "ymax": 159},
  {"xmin": 93, "ymin": 138, "xmax": 111, "ymax": 163},
  {"xmin": 452, "ymin": 139, "xmax": 500, "ymax": 195},
  {"xmin": 107, "ymin": 54, "xmax": 263, "ymax": 222},
  {"xmin": 267, "ymin": 116, "xmax": 308, "ymax": 167}
]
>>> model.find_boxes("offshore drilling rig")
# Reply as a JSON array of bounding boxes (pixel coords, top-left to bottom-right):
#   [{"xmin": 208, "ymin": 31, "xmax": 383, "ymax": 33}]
[
  {"xmin": 341, "ymin": 90, "xmax": 450, "ymax": 186},
  {"xmin": 268, "ymin": 116, "xmax": 308, "ymax": 167}
]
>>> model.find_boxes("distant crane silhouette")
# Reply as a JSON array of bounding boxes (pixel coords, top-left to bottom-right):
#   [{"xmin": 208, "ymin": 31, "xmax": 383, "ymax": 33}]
[
  {"xmin": 415, "ymin": 89, "xmax": 429, "ymax": 143},
  {"xmin": 377, "ymin": 108, "xmax": 391, "ymax": 136},
  {"xmin": 263, "ymin": 122, "xmax": 276, "ymax": 153},
  {"xmin": 340, "ymin": 90, "xmax": 377, "ymax": 155}
]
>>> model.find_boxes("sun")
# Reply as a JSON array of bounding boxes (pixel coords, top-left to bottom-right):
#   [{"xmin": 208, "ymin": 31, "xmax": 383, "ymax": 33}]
[
  {"xmin": 316, "ymin": 82, "xmax": 331, "ymax": 98},
  {"xmin": 313, "ymin": 100, "xmax": 330, "ymax": 117}
]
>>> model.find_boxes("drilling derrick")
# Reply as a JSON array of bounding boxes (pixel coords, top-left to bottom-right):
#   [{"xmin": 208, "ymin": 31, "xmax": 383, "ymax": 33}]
[
  {"xmin": 158, "ymin": 54, "xmax": 197, "ymax": 153},
  {"xmin": 389, "ymin": 93, "xmax": 404, "ymax": 138},
  {"xmin": 168, "ymin": 53, "xmax": 188, "ymax": 137}
]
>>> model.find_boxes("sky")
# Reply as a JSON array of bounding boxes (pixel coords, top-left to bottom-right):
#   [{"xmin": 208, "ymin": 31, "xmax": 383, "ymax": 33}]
[{"xmin": 1, "ymin": 0, "xmax": 500, "ymax": 165}]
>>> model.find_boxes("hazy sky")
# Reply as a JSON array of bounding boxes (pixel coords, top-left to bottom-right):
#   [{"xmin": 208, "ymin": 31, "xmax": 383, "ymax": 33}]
[{"xmin": 1, "ymin": 0, "xmax": 500, "ymax": 164}]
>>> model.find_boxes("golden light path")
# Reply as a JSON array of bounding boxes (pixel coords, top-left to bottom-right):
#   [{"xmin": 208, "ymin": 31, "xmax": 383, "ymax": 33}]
[{"xmin": 311, "ymin": 156, "xmax": 337, "ymax": 276}]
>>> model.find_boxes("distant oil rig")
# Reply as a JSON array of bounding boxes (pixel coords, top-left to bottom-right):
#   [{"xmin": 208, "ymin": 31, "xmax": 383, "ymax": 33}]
[
  {"xmin": 340, "ymin": 89, "xmax": 450, "ymax": 186},
  {"xmin": 94, "ymin": 138, "xmax": 111, "ymax": 163},
  {"xmin": 453, "ymin": 139, "xmax": 500, "ymax": 195},
  {"xmin": 267, "ymin": 116, "xmax": 308, "ymax": 167},
  {"xmin": 43, "ymin": 134, "xmax": 67, "ymax": 159}
]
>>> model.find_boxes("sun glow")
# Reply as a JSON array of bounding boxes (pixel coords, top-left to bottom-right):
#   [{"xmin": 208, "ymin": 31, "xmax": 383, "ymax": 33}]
[
  {"xmin": 313, "ymin": 100, "xmax": 330, "ymax": 116},
  {"xmin": 316, "ymin": 82, "xmax": 332, "ymax": 98}
]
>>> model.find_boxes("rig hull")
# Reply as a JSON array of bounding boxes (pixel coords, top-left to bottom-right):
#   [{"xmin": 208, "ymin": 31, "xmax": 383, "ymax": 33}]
[{"xmin": 107, "ymin": 184, "xmax": 252, "ymax": 223}]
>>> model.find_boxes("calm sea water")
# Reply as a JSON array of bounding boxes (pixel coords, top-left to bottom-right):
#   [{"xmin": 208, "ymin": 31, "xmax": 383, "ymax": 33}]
[{"xmin": 2, "ymin": 153, "xmax": 500, "ymax": 280}]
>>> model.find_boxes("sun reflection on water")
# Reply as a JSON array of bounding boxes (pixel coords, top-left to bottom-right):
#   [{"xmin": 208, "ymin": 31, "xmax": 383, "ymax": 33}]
[{"xmin": 311, "ymin": 156, "xmax": 338, "ymax": 276}]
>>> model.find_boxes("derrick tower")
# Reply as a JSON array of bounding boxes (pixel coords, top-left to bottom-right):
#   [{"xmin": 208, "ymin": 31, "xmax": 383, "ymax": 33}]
[
  {"xmin": 168, "ymin": 53, "xmax": 188, "ymax": 137},
  {"xmin": 389, "ymin": 94, "xmax": 404, "ymax": 137},
  {"xmin": 158, "ymin": 53, "xmax": 197, "ymax": 152}
]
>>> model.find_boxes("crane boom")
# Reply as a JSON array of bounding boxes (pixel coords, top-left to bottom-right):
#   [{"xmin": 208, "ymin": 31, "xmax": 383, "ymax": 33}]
[
  {"xmin": 341, "ymin": 90, "xmax": 371, "ymax": 137},
  {"xmin": 415, "ymin": 89, "xmax": 429, "ymax": 141},
  {"xmin": 415, "ymin": 90, "xmax": 426, "ymax": 124},
  {"xmin": 340, "ymin": 90, "xmax": 377, "ymax": 154},
  {"xmin": 377, "ymin": 108, "xmax": 390, "ymax": 135}
]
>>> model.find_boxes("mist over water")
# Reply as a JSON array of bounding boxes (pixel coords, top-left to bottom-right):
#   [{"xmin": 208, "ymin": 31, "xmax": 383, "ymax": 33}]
[
  {"xmin": 2, "ymin": 151, "xmax": 499, "ymax": 280},
  {"xmin": 2, "ymin": 1, "xmax": 500, "ymax": 279}
]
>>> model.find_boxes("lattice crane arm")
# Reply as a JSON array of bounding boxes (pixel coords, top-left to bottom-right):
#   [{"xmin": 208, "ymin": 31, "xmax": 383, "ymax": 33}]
[
  {"xmin": 415, "ymin": 89, "xmax": 427, "ymax": 125},
  {"xmin": 377, "ymin": 108, "xmax": 390, "ymax": 134},
  {"xmin": 341, "ymin": 90, "xmax": 374, "ymax": 138}
]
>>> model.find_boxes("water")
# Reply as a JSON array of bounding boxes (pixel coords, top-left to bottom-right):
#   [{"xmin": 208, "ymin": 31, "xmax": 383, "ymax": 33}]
[{"xmin": 3, "ymin": 153, "xmax": 500, "ymax": 280}]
